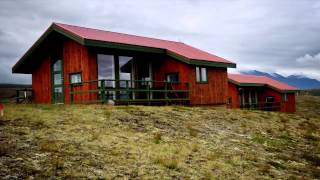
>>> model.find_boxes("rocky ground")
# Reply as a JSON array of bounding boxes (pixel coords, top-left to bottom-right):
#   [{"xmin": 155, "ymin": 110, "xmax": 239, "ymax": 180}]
[{"xmin": 0, "ymin": 96, "xmax": 319, "ymax": 179}]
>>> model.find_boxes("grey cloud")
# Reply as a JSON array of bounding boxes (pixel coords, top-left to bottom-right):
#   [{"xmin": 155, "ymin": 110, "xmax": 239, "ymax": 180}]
[{"xmin": 0, "ymin": 0, "xmax": 320, "ymax": 84}]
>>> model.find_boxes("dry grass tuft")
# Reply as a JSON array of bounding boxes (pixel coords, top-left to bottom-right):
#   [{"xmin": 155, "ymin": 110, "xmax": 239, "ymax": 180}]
[
  {"xmin": 39, "ymin": 139, "xmax": 64, "ymax": 153},
  {"xmin": 154, "ymin": 155, "xmax": 179, "ymax": 170},
  {"xmin": 0, "ymin": 142, "xmax": 15, "ymax": 156},
  {"xmin": 186, "ymin": 123, "xmax": 199, "ymax": 137},
  {"xmin": 153, "ymin": 132, "xmax": 162, "ymax": 144}
]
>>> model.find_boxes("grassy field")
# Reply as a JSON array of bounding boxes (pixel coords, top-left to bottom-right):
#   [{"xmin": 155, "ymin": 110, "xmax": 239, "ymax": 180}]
[{"xmin": 0, "ymin": 96, "xmax": 319, "ymax": 179}]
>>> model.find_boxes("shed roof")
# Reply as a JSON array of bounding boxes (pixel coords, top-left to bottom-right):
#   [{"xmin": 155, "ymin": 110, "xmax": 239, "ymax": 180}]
[
  {"xmin": 12, "ymin": 22, "xmax": 236, "ymax": 73},
  {"xmin": 228, "ymin": 74, "xmax": 298, "ymax": 92}
]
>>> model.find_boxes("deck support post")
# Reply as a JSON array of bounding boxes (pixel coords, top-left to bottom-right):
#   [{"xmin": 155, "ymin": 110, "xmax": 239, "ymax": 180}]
[
  {"xmin": 126, "ymin": 80, "xmax": 130, "ymax": 105},
  {"xmin": 186, "ymin": 82, "xmax": 190, "ymax": 105},
  {"xmin": 101, "ymin": 80, "xmax": 105, "ymax": 103},
  {"xmin": 114, "ymin": 55, "xmax": 120, "ymax": 100},
  {"xmin": 165, "ymin": 82, "xmax": 168, "ymax": 105},
  {"xmin": 70, "ymin": 84, "xmax": 74, "ymax": 104}
]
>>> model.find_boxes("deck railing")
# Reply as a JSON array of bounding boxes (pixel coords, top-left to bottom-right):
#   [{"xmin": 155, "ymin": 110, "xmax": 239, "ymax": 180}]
[
  {"xmin": 227, "ymin": 102, "xmax": 282, "ymax": 111},
  {"xmin": 69, "ymin": 79, "xmax": 190, "ymax": 105}
]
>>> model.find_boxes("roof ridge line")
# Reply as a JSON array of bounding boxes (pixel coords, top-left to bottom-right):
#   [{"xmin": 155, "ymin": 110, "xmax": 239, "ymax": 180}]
[{"xmin": 53, "ymin": 22, "xmax": 184, "ymax": 45}]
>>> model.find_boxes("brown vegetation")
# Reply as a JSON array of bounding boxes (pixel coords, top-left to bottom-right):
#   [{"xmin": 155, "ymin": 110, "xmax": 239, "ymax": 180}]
[{"xmin": 0, "ymin": 95, "xmax": 319, "ymax": 179}]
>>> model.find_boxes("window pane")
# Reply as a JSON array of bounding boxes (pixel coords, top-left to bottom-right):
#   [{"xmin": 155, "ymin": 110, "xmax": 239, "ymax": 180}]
[
  {"xmin": 119, "ymin": 56, "xmax": 133, "ymax": 88},
  {"xmin": 196, "ymin": 67, "xmax": 200, "ymax": 82},
  {"xmin": 70, "ymin": 73, "xmax": 82, "ymax": 84},
  {"xmin": 201, "ymin": 67, "xmax": 207, "ymax": 82},
  {"xmin": 266, "ymin": 96, "xmax": 275, "ymax": 103},
  {"xmin": 53, "ymin": 60, "xmax": 62, "ymax": 71},
  {"xmin": 54, "ymin": 74, "xmax": 62, "ymax": 85},
  {"xmin": 54, "ymin": 87, "xmax": 63, "ymax": 103},
  {"xmin": 282, "ymin": 93, "xmax": 288, "ymax": 102},
  {"xmin": 97, "ymin": 54, "xmax": 115, "ymax": 87},
  {"xmin": 166, "ymin": 73, "xmax": 179, "ymax": 82},
  {"xmin": 54, "ymin": 87, "xmax": 63, "ymax": 102},
  {"xmin": 54, "ymin": 87, "xmax": 62, "ymax": 93}
]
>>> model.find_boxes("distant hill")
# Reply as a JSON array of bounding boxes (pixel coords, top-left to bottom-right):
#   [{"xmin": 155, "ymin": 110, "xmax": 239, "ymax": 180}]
[
  {"xmin": 241, "ymin": 70, "xmax": 320, "ymax": 90},
  {"xmin": 0, "ymin": 84, "xmax": 32, "ymax": 89}
]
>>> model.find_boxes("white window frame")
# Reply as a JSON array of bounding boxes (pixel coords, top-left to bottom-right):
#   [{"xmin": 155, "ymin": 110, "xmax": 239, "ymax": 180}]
[
  {"xmin": 282, "ymin": 93, "xmax": 288, "ymax": 102},
  {"xmin": 70, "ymin": 72, "xmax": 82, "ymax": 85},
  {"xmin": 196, "ymin": 66, "xmax": 208, "ymax": 83}
]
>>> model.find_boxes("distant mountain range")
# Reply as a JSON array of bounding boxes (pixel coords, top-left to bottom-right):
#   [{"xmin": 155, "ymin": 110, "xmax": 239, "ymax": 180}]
[{"xmin": 241, "ymin": 70, "xmax": 320, "ymax": 90}]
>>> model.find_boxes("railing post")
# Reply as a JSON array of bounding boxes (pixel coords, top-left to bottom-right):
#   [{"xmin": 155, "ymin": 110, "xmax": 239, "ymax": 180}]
[
  {"xmin": 101, "ymin": 80, "xmax": 105, "ymax": 103},
  {"xmin": 186, "ymin": 82, "xmax": 190, "ymax": 99},
  {"xmin": 70, "ymin": 84, "xmax": 74, "ymax": 104},
  {"xmin": 16, "ymin": 90, "xmax": 19, "ymax": 104},
  {"xmin": 165, "ymin": 81, "xmax": 168, "ymax": 105},
  {"xmin": 186, "ymin": 82, "xmax": 190, "ymax": 105},
  {"xmin": 147, "ymin": 81, "xmax": 151, "ymax": 105},
  {"xmin": 126, "ymin": 80, "xmax": 129, "ymax": 103}
]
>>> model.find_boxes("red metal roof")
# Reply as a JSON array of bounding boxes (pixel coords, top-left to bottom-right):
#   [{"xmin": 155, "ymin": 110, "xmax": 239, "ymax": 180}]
[
  {"xmin": 228, "ymin": 74, "xmax": 298, "ymax": 91},
  {"xmin": 54, "ymin": 22, "xmax": 235, "ymax": 65}
]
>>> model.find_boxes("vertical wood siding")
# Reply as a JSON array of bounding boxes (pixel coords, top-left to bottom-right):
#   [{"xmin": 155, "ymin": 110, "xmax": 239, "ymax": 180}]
[
  {"xmin": 188, "ymin": 66, "xmax": 228, "ymax": 105},
  {"xmin": 153, "ymin": 58, "xmax": 190, "ymax": 82},
  {"xmin": 227, "ymin": 82, "xmax": 239, "ymax": 108},
  {"xmin": 63, "ymin": 40, "xmax": 97, "ymax": 103},
  {"xmin": 260, "ymin": 88, "xmax": 296, "ymax": 113},
  {"xmin": 283, "ymin": 93, "xmax": 296, "ymax": 113},
  {"xmin": 32, "ymin": 56, "xmax": 51, "ymax": 103},
  {"xmin": 153, "ymin": 58, "xmax": 228, "ymax": 105}
]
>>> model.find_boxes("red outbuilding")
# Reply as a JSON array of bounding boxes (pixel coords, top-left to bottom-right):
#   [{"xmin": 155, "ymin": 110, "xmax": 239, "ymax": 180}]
[
  {"xmin": 12, "ymin": 22, "xmax": 236, "ymax": 105},
  {"xmin": 227, "ymin": 74, "xmax": 298, "ymax": 113}
]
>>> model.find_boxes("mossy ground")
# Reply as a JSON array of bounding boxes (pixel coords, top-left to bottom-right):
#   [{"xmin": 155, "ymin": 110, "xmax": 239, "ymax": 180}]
[{"xmin": 0, "ymin": 96, "xmax": 319, "ymax": 179}]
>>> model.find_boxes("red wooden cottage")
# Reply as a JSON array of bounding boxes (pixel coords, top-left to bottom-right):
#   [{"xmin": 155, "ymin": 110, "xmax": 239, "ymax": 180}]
[
  {"xmin": 12, "ymin": 22, "xmax": 236, "ymax": 105},
  {"xmin": 227, "ymin": 74, "xmax": 297, "ymax": 113}
]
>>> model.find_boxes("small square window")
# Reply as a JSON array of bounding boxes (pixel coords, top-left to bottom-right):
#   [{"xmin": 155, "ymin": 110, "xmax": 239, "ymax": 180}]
[
  {"xmin": 266, "ymin": 96, "xmax": 275, "ymax": 103},
  {"xmin": 166, "ymin": 73, "xmax": 179, "ymax": 82},
  {"xmin": 70, "ymin": 73, "xmax": 82, "ymax": 85},
  {"xmin": 195, "ymin": 66, "xmax": 208, "ymax": 83}
]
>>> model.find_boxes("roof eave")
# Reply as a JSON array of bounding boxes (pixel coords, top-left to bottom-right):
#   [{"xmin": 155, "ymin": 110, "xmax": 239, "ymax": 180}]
[
  {"xmin": 167, "ymin": 50, "xmax": 236, "ymax": 68},
  {"xmin": 12, "ymin": 23, "xmax": 86, "ymax": 74},
  {"xmin": 228, "ymin": 79, "xmax": 299, "ymax": 93},
  {"xmin": 228, "ymin": 79, "xmax": 264, "ymax": 87},
  {"xmin": 190, "ymin": 59, "xmax": 236, "ymax": 68}
]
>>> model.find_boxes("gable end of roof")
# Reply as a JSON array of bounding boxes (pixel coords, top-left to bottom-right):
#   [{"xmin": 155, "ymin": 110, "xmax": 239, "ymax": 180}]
[{"xmin": 228, "ymin": 74, "xmax": 298, "ymax": 93}]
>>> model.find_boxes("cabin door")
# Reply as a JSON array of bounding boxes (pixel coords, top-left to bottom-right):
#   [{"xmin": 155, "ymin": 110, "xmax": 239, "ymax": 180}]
[{"xmin": 52, "ymin": 59, "xmax": 64, "ymax": 104}]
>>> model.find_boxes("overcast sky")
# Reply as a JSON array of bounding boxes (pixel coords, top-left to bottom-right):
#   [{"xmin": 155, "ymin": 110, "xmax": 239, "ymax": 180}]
[{"xmin": 1, "ymin": 0, "xmax": 320, "ymax": 84}]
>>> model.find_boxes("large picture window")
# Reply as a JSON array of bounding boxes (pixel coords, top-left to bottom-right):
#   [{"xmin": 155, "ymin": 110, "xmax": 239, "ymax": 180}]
[
  {"xmin": 52, "ymin": 59, "xmax": 64, "ymax": 104},
  {"xmin": 196, "ymin": 66, "xmax": 208, "ymax": 83},
  {"xmin": 97, "ymin": 54, "xmax": 115, "ymax": 100},
  {"xmin": 97, "ymin": 54, "xmax": 115, "ymax": 87},
  {"xmin": 119, "ymin": 56, "xmax": 133, "ymax": 88}
]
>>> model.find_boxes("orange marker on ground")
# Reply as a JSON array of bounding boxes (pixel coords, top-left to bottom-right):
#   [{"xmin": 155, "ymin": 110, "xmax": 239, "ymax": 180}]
[{"xmin": 0, "ymin": 103, "xmax": 4, "ymax": 117}]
